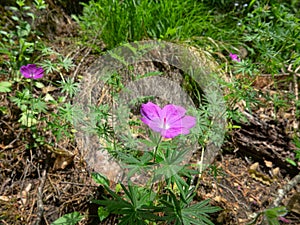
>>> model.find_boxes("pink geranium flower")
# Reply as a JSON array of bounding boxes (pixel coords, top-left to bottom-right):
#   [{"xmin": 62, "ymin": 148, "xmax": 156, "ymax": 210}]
[
  {"xmin": 20, "ymin": 64, "xmax": 44, "ymax": 79},
  {"xmin": 229, "ymin": 53, "xmax": 241, "ymax": 62},
  {"xmin": 140, "ymin": 102, "xmax": 196, "ymax": 138}
]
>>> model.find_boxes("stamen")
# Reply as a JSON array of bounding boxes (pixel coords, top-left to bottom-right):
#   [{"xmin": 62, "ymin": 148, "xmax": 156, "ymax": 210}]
[{"xmin": 163, "ymin": 117, "xmax": 167, "ymax": 129}]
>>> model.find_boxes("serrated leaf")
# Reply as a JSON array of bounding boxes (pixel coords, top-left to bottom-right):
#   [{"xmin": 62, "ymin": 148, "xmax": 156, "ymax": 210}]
[
  {"xmin": 50, "ymin": 212, "xmax": 83, "ymax": 225},
  {"xmin": 0, "ymin": 81, "xmax": 12, "ymax": 92}
]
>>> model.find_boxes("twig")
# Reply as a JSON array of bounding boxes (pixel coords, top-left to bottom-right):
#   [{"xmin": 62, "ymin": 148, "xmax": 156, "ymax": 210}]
[
  {"xmin": 43, "ymin": 214, "xmax": 50, "ymax": 225},
  {"xmin": 0, "ymin": 220, "xmax": 9, "ymax": 225},
  {"xmin": 293, "ymin": 73, "xmax": 299, "ymax": 102},
  {"xmin": 34, "ymin": 168, "xmax": 47, "ymax": 225},
  {"xmin": 271, "ymin": 172, "xmax": 300, "ymax": 207},
  {"xmin": 295, "ymin": 65, "xmax": 300, "ymax": 74},
  {"xmin": 217, "ymin": 182, "xmax": 251, "ymax": 211},
  {"xmin": 59, "ymin": 181, "xmax": 99, "ymax": 187},
  {"xmin": 72, "ymin": 46, "xmax": 91, "ymax": 79}
]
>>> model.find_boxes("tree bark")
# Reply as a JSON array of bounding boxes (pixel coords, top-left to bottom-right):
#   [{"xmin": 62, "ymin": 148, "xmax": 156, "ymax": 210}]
[{"xmin": 230, "ymin": 110, "xmax": 299, "ymax": 175}]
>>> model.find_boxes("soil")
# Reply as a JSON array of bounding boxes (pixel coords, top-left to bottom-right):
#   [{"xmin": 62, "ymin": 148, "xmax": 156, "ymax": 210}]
[{"xmin": 0, "ymin": 4, "xmax": 299, "ymax": 225}]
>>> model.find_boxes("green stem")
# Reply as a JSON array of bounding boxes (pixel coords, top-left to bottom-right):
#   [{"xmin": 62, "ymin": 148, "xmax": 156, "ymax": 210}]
[
  {"xmin": 149, "ymin": 135, "xmax": 163, "ymax": 197},
  {"xmin": 27, "ymin": 79, "xmax": 34, "ymax": 127},
  {"xmin": 194, "ymin": 146, "xmax": 205, "ymax": 192},
  {"xmin": 153, "ymin": 135, "xmax": 162, "ymax": 163}
]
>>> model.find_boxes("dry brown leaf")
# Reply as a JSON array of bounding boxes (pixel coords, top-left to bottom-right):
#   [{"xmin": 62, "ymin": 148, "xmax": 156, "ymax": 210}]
[
  {"xmin": 249, "ymin": 162, "xmax": 259, "ymax": 171},
  {"xmin": 272, "ymin": 167, "xmax": 280, "ymax": 177},
  {"xmin": 42, "ymin": 86, "xmax": 57, "ymax": 94},
  {"xmin": 0, "ymin": 196, "xmax": 10, "ymax": 201},
  {"xmin": 19, "ymin": 183, "xmax": 32, "ymax": 205},
  {"xmin": 53, "ymin": 154, "xmax": 75, "ymax": 170},
  {"xmin": 264, "ymin": 160, "xmax": 273, "ymax": 168}
]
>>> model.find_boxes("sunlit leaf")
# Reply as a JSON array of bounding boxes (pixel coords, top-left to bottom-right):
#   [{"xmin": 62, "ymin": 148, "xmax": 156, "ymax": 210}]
[
  {"xmin": 98, "ymin": 206, "xmax": 110, "ymax": 221},
  {"xmin": 92, "ymin": 172, "xmax": 110, "ymax": 187},
  {"xmin": 0, "ymin": 81, "xmax": 12, "ymax": 92}
]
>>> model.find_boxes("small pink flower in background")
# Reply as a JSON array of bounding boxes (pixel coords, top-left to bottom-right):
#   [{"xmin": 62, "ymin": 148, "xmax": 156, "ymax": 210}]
[
  {"xmin": 20, "ymin": 64, "xmax": 44, "ymax": 79},
  {"xmin": 229, "ymin": 53, "xmax": 241, "ymax": 62},
  {"xmin": 140, "ymin": 102, "xmax": 196, "ymax": 138},
  {"xmin": 278, "ymin": 216, "xmax": 290, "ymax": 223}
]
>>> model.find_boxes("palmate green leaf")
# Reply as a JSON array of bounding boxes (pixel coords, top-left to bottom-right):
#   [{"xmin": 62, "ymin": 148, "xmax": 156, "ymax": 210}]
[
  {"xmin": 122, "ymin": 184, "xmax": 156, "ymax": 209},
  {"xmin": 94, "ymin": 183, "xmax": 159, "ymax": 224},
  {"xmin": 159, "ymin": 189, "xmax": 185, "ymax": 224},
  {"xmin": 10, "ymin": 89, "xmax": 31, "ymax": 108},
  {"xmin": 58, "ymin": 77, "xmax": 79, "ymax": 97},
  {"xmin": 116, "ymin": 151, "xmax": 154, "ymax": 178},
  {"xmin": 32, "ymin": 97, "xmax": 48, "ymax": 113},
  {"xmin": 50, "ymin": 212, "xmax": 84, "ymax": 225},
  {"xmin": 181, "ymin": 199, "xmax": 220, "ymax": 225},
  {"xmin": 139, "ymin": 138, "xmax": 157, "ymax": 148},
  {"xmin": 161, "ymin": 188, "xmax": 220, "ymax": 225},
  {"xmin": 154, "ymin": 148, "xmax": 192, "ymax": 198},
  {"xmin": 93, "ymin": 184, "xmax": 133, "ymax": 213}
]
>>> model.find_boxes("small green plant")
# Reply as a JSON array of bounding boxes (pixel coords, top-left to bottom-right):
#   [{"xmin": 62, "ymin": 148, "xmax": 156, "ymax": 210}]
[
  {"xmin": 84, "ymin": 99, "xmax": 221, "ymax": 224},
  {"xmin": 8, "ymin": 56, "xmax": 78, "ymax": 145},
  {"xmin": 58, "ymin": 77, "xmax": 79, "ymax": 98},
  {"xmin": 50, "ymin": 211, "xmax": 84, "ymax": 225},
  {"xmin": 10, "ymin": 64, "xmax": 46, "ymax": 127},
  {"xmin": 236, "ymin": 2, "xmax": 300, "ymax": 73},
  {"xmin": 286, "ymin": 137, "xmax": 300, "ymax": 167},
  {"xmin": 248, "ymin": 206, "xmax": 288, "ymax": 225}
]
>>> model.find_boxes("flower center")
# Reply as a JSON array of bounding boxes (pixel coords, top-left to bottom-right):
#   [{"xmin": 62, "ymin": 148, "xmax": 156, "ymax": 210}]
[{"xmin": 163, "ymin": 117, "xmax": 169, "ymax": 129}]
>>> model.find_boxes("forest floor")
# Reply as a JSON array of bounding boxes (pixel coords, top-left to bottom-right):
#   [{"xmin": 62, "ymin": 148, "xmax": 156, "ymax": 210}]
[{"xmin": 0, "ymin": 5, "xmax": 300, "ymax": 225}]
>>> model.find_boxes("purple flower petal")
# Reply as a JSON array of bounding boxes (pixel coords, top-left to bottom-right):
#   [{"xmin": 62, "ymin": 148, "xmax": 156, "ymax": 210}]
[
  {"xmin": 229, "ymin": 53, "xmax": 241, "ymax": 62},
  {"xmin": 163, "ymin": 115, "xmax": 196, "ymax": 138},
  {"xmin": 141, "ymin": 102, "xmax": 161, "ymax": 121},
  {"xmin": 181, "ymin": 116, "xmax": 197, "ymax": 129},
  {"xmin": 141, "ymin": 102, "xmax": 164, "ymax": 132},
  {"xmin": 162, "ymin": 104, "xmax": 186, "ymax": 124},
  {"xmin": 162, "ymin": 127, "xmax": 183, "ymax": 138},
  {"xmin": 140, "ymin": 102, "xmax": 196, "ymax": 138},
  {"xmin": 20, "ymin": 64, "xmax": 44, "ymax": 79},
  {"xmin": 141, "ymin": 117, "xmax": 162, "ymax": 132}
]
